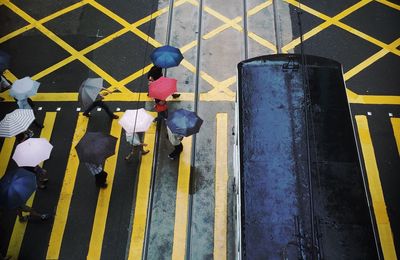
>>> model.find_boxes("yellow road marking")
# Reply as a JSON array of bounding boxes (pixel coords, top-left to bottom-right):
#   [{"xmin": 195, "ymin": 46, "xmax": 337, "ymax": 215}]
[
  {"xmin": 248, "ymin": 0, "xmax": 273, "ymax": 15},
  {"xmin": 46, "ymin": 114, "xmax": 88, "ymax": 259},
  {"xmin": 355, "ymin": 115, "xmax": 398, "ymax": 260},
  {"xmin": 214, "ymin": 113, "xmax": 228, "ymax": 259},
  {"xmin": 375, "ymin": 0, "xmax": 400, "ymax": 11},
  {"xmin": 0, "ymin": 137, "xmax": 15, "ymax": 179},
  {"xmin": 248, "ymin": 32, "xmax": 277, "ymax": 52},
  {"xmin": 7, "ymin": 112, "xmax": 57, "ymax": 258},
  {"xmin": 127, "ymin": 118, "xmax": 157, "ymax": 260},
  {"xmin": 0, "ymin": 25, "xmax": 34, "ymax": 44},
  {"xmin": 344, "ymin": 38, "xmax": 400, "ymax": 81},
  {"xmin": 346, "ymin": 92, "xmax": 400, "ymax": 105},
  {"xmin": 390, "ymin": 118, "xmax": 400, "ymax": 156},
  {"xmin": 3, "ymin": 69, "xmax": 17, "ymax": 82},
  {"xmin": 87, "ymin": 112, "xmax": 122, "ymax": 259},
  {"xmin": 203, "ymin": 17, "xmax": 242, "ymax": 40},
  {"xmin": 282, "ymin": 0, "xmax": 372, "ymax": 52},
  {"xmin": 172, "ymin": 137, "xmax": 192, "ymax": 260}
]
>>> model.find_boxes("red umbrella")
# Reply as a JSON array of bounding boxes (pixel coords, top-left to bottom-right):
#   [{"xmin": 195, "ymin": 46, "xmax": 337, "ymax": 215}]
[{"xmin": 148, "ymin": 77, "xmax": 177, "ymax": 100}]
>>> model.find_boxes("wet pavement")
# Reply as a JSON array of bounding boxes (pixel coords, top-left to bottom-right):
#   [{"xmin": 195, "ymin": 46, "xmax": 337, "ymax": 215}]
[{"xmin": 0, "ymin": 0, "xmax": 399, "ymax": 259}]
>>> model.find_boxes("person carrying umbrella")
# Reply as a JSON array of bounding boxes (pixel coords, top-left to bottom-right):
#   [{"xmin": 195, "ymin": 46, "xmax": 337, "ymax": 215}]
[
  {"xmin": 167, "ymin": 126, "xmax": 184, "ymax": 160},
  {"xmin": 79, "ymin": 78, "xmax": 119, "ymax": 119},
  {"xmin": 11, "ymin": 77, "xmax": 44, "ymax": 129},
  {"xmin": 84, "ymin": 162, "xmax": 108, "ymax": 188},
  {"xmin": 147, "ymin": 66, "xmax": 180, "ymax": 99}
]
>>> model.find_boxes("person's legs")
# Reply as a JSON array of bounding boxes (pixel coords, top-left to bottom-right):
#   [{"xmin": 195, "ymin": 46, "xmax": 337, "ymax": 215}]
[
  {"xmin": 98, "ymin": 101, "xmax": 118, "ymax": 119},
  {"xmin": 83, "ymin": 101, "xmax": 98, "ymax": 116},
  {"xmin": 168, "ymin": 143, "xmax": 183, "ymax": 160},
  {"xmin": 95, "ymin": 171, "xmax": 108, "ymax": 188},
  {"xmin": 17, "ymin": 205, "xmax": 49, "ymax": 222}
]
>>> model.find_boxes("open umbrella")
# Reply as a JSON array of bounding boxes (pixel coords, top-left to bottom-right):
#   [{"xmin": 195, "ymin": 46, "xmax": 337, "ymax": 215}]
[
  {"xmin": 75, "ymin": 132, "xmax": 117, "ymax": 164},
  {"xmin": 0, "ymin": 50, "xmax": 10, "ymax": 74},
  {"xmin": 9, "ymin": 77, "xmax": 40, "ymax": 100},
  {"xmin": 148, "ymin": 77, "xmax": 177, "ymax": 100},
  {"xmin": 12, "ymin": 138, "xmax": 53, "ymax": 167},
  {"xmin": 0, "ymin": 109, "xmax": 35, "ymax": 137},
  {"xmin": 0, "ymin": 168, "xmax": 36, "ymax": 209},
  {"xmin": 150, "ymin": 45, "xmax": 183, "ymax": 68},
  {"xmin": 118, "ymin": 108, "xmax": 154, "ymax": 133},
  {"xmin": 78, "ymin": 78, "xmax": 103, "ymax": 110},
  {"xmin": 166, "ymin": 109, "xmax": 203, "ymax": 137}
]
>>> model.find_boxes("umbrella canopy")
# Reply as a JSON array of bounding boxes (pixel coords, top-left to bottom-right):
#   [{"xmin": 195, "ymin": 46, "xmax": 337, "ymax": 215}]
[
  {"xmin": 75, "ymin": 132, "xmax": 117, "ymax": 164},
  {"xmin": 166, "ymin": 109, "xmax": 203, "ymax": 137},
  {"xmin": 12, "ymin": 138, "xmax": 53, "ymax": 167},
  {"xmin": 148, "ymin": 77, "xmax": 177, "ymax": 100},
  {"xmin": 0, "ymin": 109, "xmax": 35, "ymax": 137},
  {"xmin": 150, "ymin": 45, "xmax": 184, "ymax": 68},
  {"xmin": 0, "ymin": 50, "xmax": 10, "ymax": 74},
  {"xmin": 0, "ymin": 168, "xmax": 36, "ymax": 209},
  {"xmin": 118, "ymin": 108, "xmax": 154, "ymax": 133},
  {"xmin": 9, "ymin": 77, "xmax": 40, "ymax": 100},
  {"xmin": 78, "ymin": 78, "xmax": 103, "ymax": 110}
]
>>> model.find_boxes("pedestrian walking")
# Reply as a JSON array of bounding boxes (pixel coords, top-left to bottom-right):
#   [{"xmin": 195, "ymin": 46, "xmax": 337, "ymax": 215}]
[
  {"xmin": 23, "ymin": 166, "xmax": 48, "ymax": 189},
  {"xmin": 124, "ymin": 132, "xmax": 149, "ymax": 160},
  {"xmin": 83, "ymin": 89, "xmax": 119, "ymax": 119},
  {"xmin": 167, "ymin": 125, "xmax": 183, "ymax": 160},
  {"xmin": 15, "ymin": 97, "xmax": 44, "ymax": 128},
  {"xmin": 147, "ymin": 65, "xmax": 180, "ymax": 98},
  {"xmin": 84, "ymin": 162, "xmax": 108, "ymax": 188}
]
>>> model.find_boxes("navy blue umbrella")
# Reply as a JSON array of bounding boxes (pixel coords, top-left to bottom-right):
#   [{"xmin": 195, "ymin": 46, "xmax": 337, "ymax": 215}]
[
  {"xmin": 0, "ymin": 50, "xmax": 11, "ymax": 74},
  {"xmin": 150, "ymin": 45, "xmax": 183, "ymax": 68},
  {"xmin": 0, "ymin": 168, "xmax": 37, "ymax": 209},
  {"xmin": 166, "ymin": 109, "xmax": 203, "ymax": 137}
]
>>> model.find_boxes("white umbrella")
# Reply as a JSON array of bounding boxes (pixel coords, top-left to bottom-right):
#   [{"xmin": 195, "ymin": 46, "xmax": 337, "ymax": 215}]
[
  {"xmin": 12, "ymin": 138, "xmax": 53, "ymax": 167},
  {"xmin": 0, "ymin": 109, "xmax": 35, "ymax": 137},
  {"xmin": 118, "ymin": 109, "xmax": 154, "ymax": 133},
  {"xmin": 9, "ymin": 76, "xmax": 40, "ymax": 100}
]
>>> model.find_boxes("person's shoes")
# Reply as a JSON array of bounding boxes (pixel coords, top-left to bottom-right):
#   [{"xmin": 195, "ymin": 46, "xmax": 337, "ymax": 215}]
[
  {"xmin": 125, "ymin": 153, "xmax": 133, "ymax": 160},
  {"xmin": 100, "ymin": 183, "xmax": 108, "ymax": 189},
  {"xmin": 19, "ymin": 215, "xmax": 29, "ymax": 222},
  {"xmin": 83, "ymin": 113, "xmax": 91, "ymax": 118},
  {"xmin": 168, "ymin": 154, "xmax": 176, "ymax": 160},
  {"xmin": 41, "ymin": 178, "xmax": 49, "ymax": 183},
  {"xmin": 38, "ymin": 184, "xmax": 47, "ymax": 189},
  {"xmin": 172, "ymin": 93, "xmax": 181, "ymax": 98},
  {"xmin": 40, "ymin": 214, "xmax": 50, "ymax": 220},
  {"xmin": 142, "ymin": 150, "xmax": 150, "ymax": 155},
  {"xmin": 153, "ymin": 117, "xmax": 159, "ymax": 123},
  {"xmin": 112, "ymin": 114, "xmax": 119, "ymax": 119}
]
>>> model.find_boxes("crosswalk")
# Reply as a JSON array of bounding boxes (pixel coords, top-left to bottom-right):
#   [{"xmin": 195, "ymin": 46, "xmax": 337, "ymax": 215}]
[{"xmin": 0, "ymin": 108, "xmax": 230, "ymax": 260}]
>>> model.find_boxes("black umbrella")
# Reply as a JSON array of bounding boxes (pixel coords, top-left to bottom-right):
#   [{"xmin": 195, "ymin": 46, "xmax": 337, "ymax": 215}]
[
  {"xmin": 0, "ymin": 168, "xmax": 37, "ymax": 210},
  {"xmin": 75, "ymin": 132, "xmax": 117, "ymax": 164},
  {"xmin": 0, "ymin": 50, "xmax": 11, "ymax": 74}
]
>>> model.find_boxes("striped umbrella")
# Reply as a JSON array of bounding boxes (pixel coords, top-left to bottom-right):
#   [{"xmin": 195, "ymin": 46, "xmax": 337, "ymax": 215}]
[{"xmin": 0, "ymin": 109, "xmax": 35, "ymax": 137}]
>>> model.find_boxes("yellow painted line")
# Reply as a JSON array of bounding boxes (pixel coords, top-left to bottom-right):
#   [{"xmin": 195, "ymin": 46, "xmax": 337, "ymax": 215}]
[
  {"xmin": 390, "ymin": 118, "xmax": 400, "ymax": 156},
  {"xmin": 0, "ymin": 25, "xmax": 34, "ymax": 44},
  {"xmin": 87, "ymin": 112, "xmax": 122, "ymax": 259},
  {"xmin": 344, "ymin": 38, "xmax": 400, "ymax": 81},
  {"xmin": 46, "ymin": 114, "xmax": 89, "ymax": 259},
  {"xmin": 89, "ymin": 1, "xmax": 131, "ymax": 27},
  {"xmin": 282, "ymin": 0, "xmax": 371, "ymax": 52},
  {"xmin": 214, "ymin": 113, "xmax": 228, "ymax": 259},
  {"xmin": 127, "ymin": 118, "xmax": 156, "ymax": 260},
  {"xmin": 180, "ymin": 40, "xmax": 197, "ymax": 53},
  {"xmin": 203, "ymin": 17, "xmax": 242, "ymax": 40},
  {"xmin": 348, "ymin": 94, "xmax": 400, "ymax": 105},
  {"xmin": 4, "ymin": 2, "xmax": 121, "ymax": 89},
  {"xmin": 247, "ymin": 0, "xmax": 273, "ymax": 16},
  {"xmin": 0, "ymin": 138, "xmax": 15, "ymax": 179},
  {"xmin": 375, "ymin": 0, "xmax": 400, "ymax": 11},
  {"xmin": 355, "ymin": 116, "xmax": 398, "ymax": 260},
  {"xmin": 248, "ymin": 32, "xmax": 277, "ymax": 52},
  {"xmin": 119, "ymin": 64, "xmax": 153, "ymax": 86},
  {"xmin": 7, "ymin": 112, "xmax": 57, "ymax": 258},
  {"xmin": 171, "ymin": 137, "xmax": 192, "ymax": 259},
  {"xmin": 3, "ymin": 69, "xmax": 17, "ymax": 82},
  {"xmin": 203, "ymin": 6, "xmax": 242, "ymax": 31},
  {"xmin": 32, "ymin": 56, "xmax": 77, "ymax": 81}
]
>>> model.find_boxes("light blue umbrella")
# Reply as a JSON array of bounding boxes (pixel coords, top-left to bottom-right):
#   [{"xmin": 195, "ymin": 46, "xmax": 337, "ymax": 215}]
[
  {"xmin": 150, "ymin": 45, "xmax": 184, "ymax": 68},
  {"xmin": 9, "ymin": 77, "xmax": 40, "ymax": 100}
]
